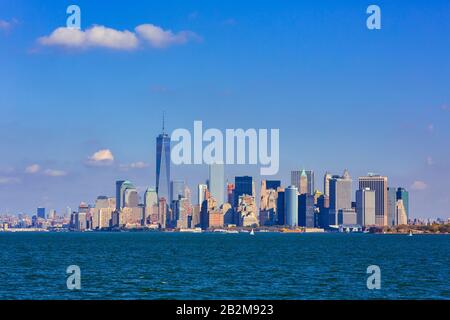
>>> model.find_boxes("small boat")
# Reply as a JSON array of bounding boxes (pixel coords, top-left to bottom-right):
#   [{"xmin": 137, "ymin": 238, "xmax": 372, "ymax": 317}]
[
  {"xmin": 250, "ymin": 229, "xmax": 255, "ymax": 236},
  {"xmin": 408, "ymin": 230, "xmax": 413, "ymax": 237}
]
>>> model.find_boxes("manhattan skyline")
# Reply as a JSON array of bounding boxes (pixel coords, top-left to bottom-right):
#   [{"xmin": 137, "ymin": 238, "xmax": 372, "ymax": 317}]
[{"xmin": 0, "ymin": 0, "xmax": 449, "ymax": 218}]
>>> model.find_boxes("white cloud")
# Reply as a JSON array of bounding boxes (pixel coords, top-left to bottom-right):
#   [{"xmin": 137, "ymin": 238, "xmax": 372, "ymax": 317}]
[
  {"xmin": 135, "ymin": 24, "xmax": 200, "ymax": 48},
  {"xmin": 130, "ymin": 161, "xmax": 149, "ymax": 169},
  {"xmin": 38, "ymin": 26, "xmax": 138, "ymax": 50},
  {"xmin": 25, "ymin": 164, "xmax": 41, "ymax": 174},
  {"xmin": 0, "ymin": 18, "xmax": 18, "ymax": 31},
  {"xmin": 119, "ymin": 161, "xmax": 149, "ymax": 171},
  {"xmin": 0, "ymin": 177, "xmax": 21, "ymax": 184},
  {"xmin": 87, "ymin": 149, "xmax": 114, "ymax": 166},
  {"xmin": 38, "ymin": 23, "xmax": 200, "ymax": 51},
  {"xmin": 44, "ymin": 169, "xmax": 67, "ymax": 177},
  {"xmin": 411, "ymin": 180, "xmax": 428, "ymax": 191}
]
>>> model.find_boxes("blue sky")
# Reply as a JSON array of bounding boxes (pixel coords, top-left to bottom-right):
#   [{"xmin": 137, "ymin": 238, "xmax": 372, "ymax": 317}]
[{"xmin": 0, "ymin": 0, "xmax": 449, "ymax": 218}]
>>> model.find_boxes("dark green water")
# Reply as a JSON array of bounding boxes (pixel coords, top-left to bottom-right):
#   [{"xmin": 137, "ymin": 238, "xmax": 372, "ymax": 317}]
[{"xmin": 0, "ymin": 232, "xmax": 448, "ymax": 300}]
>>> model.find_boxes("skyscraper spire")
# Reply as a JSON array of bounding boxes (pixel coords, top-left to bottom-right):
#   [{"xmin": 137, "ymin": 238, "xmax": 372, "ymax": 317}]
[{"xmin": 162, "ymin": 111, "xmax": 165, "ymax": 134}]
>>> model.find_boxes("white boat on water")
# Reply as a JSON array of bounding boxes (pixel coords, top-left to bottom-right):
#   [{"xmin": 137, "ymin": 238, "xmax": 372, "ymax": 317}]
[
  {"xmin": 250, "ymin": 229, "xmax": 255, "ymax": 236},
  {"xmin": 408, "ymin": 230, "xmax": 413, "ymax": 237}
]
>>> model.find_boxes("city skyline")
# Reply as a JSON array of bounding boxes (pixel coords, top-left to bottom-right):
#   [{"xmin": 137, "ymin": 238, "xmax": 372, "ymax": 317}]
[{"xmin": 1, "ymin": 1, "xmax": 450, "ymax": 218}]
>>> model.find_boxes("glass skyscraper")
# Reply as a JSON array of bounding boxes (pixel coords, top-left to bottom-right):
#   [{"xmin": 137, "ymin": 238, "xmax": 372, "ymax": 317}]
[
  {"xmin": 234, "ymin": 176, "xmax": 254, "ymax": 207},
  {"xmin": 396, "ymin": 188, "xmax": 409, "ymax": 219},
  {"xmin": 156, "ymin": 118, "xmax": 171, "ymax": 201},
  {"xmin": 285, "ymin": 185, "xmax": 298, "ymax": 227},
  {"xmin": 115, "ymin": 180, "xmax": 125, "ymax": 211}
]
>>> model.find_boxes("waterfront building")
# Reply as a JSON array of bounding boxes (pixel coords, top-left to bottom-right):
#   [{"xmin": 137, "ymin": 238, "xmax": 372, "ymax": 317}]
[
  {"xmin": 387, "ymin": 187, "xmax": 397, "ymax": 226},
  {"xmin": 92, "ymin": 196, "xmax": 115, "ymax": 229},
  {"xmin": 118, "ymin": 180, "xmax": 134, "ymax": 209},
  {"xmin": 174, "ymin": 196, "xmax": 190, "ymax": 229},
  {"xmin": 191, "ymin": 204, "xmax": 201, "ymax": 228},
  {"xmin": 158, "ymin": 197, "xmax": 168, "ymax": 229},
  {"xmin": 222, "ymin": 203, "xmax": 234, "ymax": 226},
  {"xmin": 115, "ymin": 180, "xmax": 125, "ymax": 211},
  {"xmin": 358, "ymin": 174, "xmax": 388, "ymax": 226},
  {"xmin": 396, "ymin": 188, "xmax": 409, "ymax": 220},
  {"xmin": 237, "ymin": 195, "xmax": 259, "ymax": 227},
  {"xmin": 338, "ymin": 208, "xmax": 357, "ymax": 225},
  {"xmin": 317, "ymin": 194, "xmax": 330, "ymax": 228},
  {"xmin": 37, "ymin": 207, "xmax": 45, "ymax": 219},
  {"xmin": 144, "ymin": 188, "xmax": 158, "ymax": 223},
  {"xmin": 277, "ymin": 188, "xmax": 285, "ymax": 225},
  {"xmin": 156, "ymin": 116, "xmax": 171, "ymax": 201},
  {"xmin": 209, "ymin": 209, "xmax": 224, "ymax": 229},
  {"xmin": 124, "ymin": 188, "xmax": 139, "ymax": 208},
  {"xmin": 285, "ymin": 185, "xmax": 298, "ymax": 227},
  {"xmin": 121, "ymin": 206, "xmax": 144, "ymax": 227},
  {"xmin": 200, "ymin": 197, "xmax": 218, "ymax": 230},
  {"xmin": 259, "ymin": 180, "xmax": 278, "ymax": 226},
  {"xmin": 396, "ymin": 199, "xmax": 408, "ymax": 225},
  {"xmin": 234, "ymin": 176, "xmax": 255, "ymax": 207},
  {"xmin": 329, "ymin": 170, "xmax": 352, "ymax": 225},
  {"xmin": 356, "ymin": 188, "xmax": 376, "ymax": 226},
  {"xmin": 298, "ymin": 193, "xmax": 315, "ymax": 228}
]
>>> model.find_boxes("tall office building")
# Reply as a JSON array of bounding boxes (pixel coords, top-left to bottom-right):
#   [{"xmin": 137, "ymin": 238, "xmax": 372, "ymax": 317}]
[
  {"xmin": 37, "ymin": 207, "xmax": 45, "ymax": 219},
  {"xmin": 291, "ymin": 170, "xmax": 307, "ymax": 195},
  {"xmin": 387, "ymin": 187, "xmax": 397, "ymax": 226},
  {"xmin": 396, "ymin": 199, "xmax": 408, "ymax": 225},
  {"xmin": 298, "ymin": 193, "xmax": 314, "ymax": 228},
  {"xmin": 259, "ymin": 180, "xmax": 278, "ymax": 226},
  {"xmin": 356, "ymin": 188, "xmax": 376, "ymax": 226},
  {"xmin": 329, "ymin": 170, "xmax": 353, "ymax": 225},
  {"xmin": 124, "ymin": 188, "xmax": 139, "ymax": 208},
  {"xmin": 330, "ymin": 170, "xmax": 352, "ymax": 211},
  {"xmin": 234, "ymin": 176, "xmax": 254, "ymax": 207},
  {"xmin": 198, "ymin": 184, "xmax": 208, "ymax": 206},
  {"xmin": 396, "ymin": 188, "xmax": 409, "ymax": 220},
  {"xmin": 208, "ymin": 163, "xmax": 224, "ymax": 205},
  {"xmin": 119, "ymin": 180, "xmax": 135, "ymax": 209},
  {"xmin": 156, "ymin": 116, "xmax": 171, "ymax": 201},
  {"xmin": 292, "ymin": 170, "xmax": 314, "ymax": 195},
  {"xmin": 285, "ymin": 185, "xmax": 298, "ymax": 227},
  {"xmin": 277, "ymin": 189, "xmax": 285, "ymax": 225},
  {"xmin": 170, "ymin": 180, "xmax": 185, "ymax": 203},
  {"xmin": 323, "ymin": 172, "xmax": 332, "ymax": 197},
  {"xmin": 305, "ymin": 170, "xmax": 315, "ymax": 195},
  {"xmin": 358, "ymin": 174, "xmax": 388, "ymax": 226},
  {"xmin": 115, "ymin": 180, "xmax": 125, "ymax": 211},
  {"xmin": 144, "ymin": 188, "xmax": 158, "ymax": 208}
]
